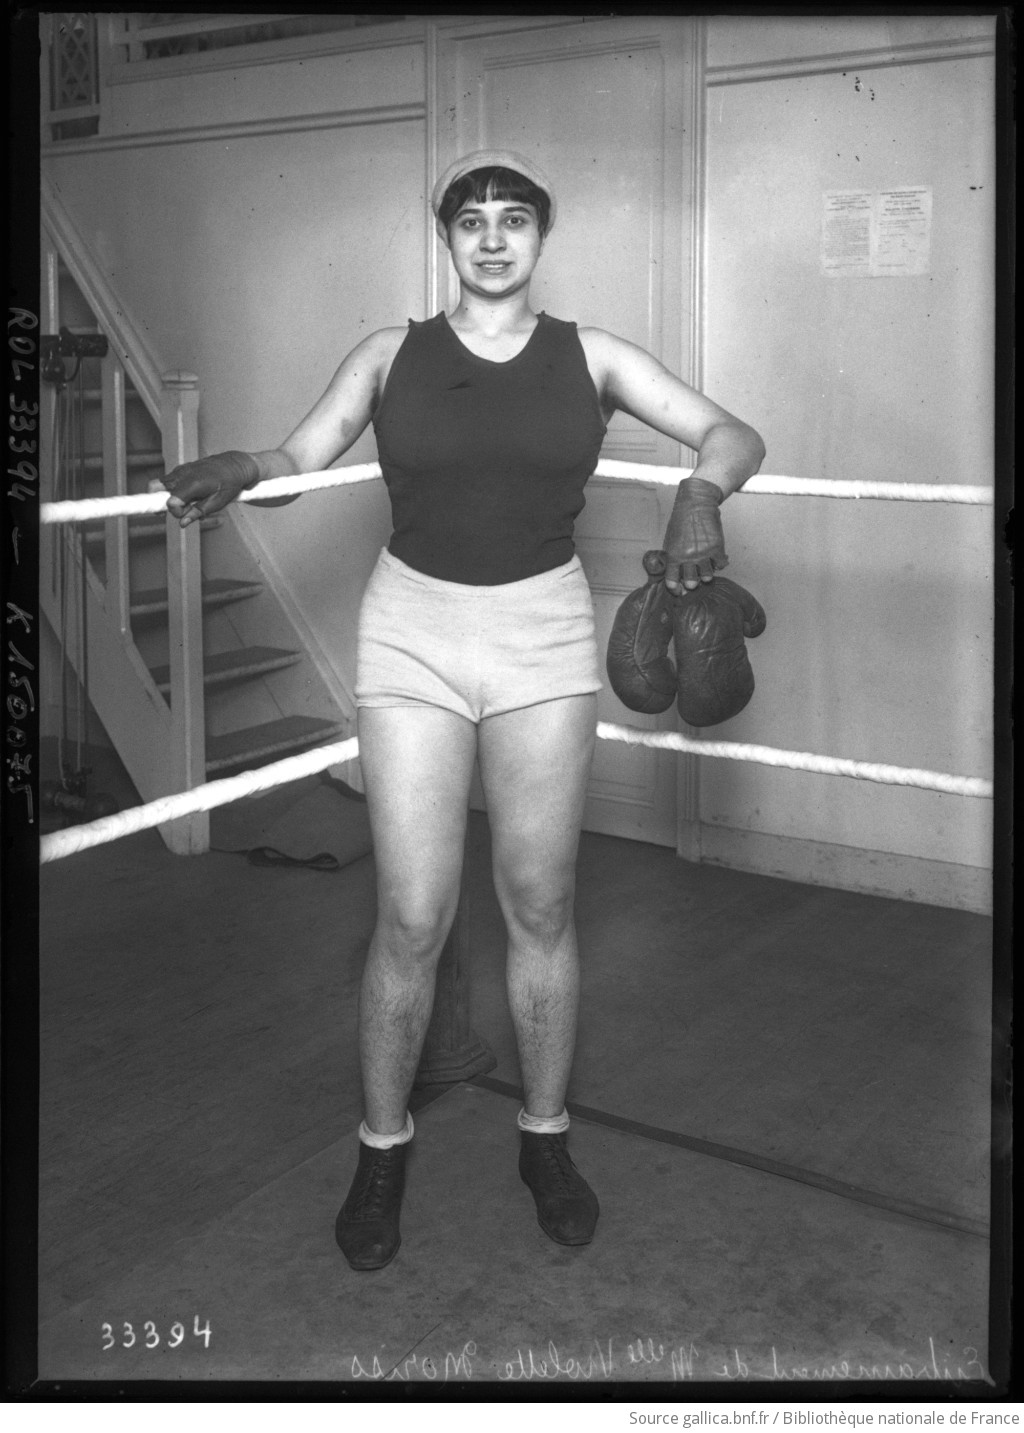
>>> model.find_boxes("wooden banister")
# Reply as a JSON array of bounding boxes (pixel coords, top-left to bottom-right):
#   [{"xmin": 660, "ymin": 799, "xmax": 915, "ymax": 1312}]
[
  {"xmin": 160, "ymin": 371, "xmax": 208, "ymax": 854},
  {"xmin": 100, "ymin": 351, "xmax": 131, "ymax": 635}
]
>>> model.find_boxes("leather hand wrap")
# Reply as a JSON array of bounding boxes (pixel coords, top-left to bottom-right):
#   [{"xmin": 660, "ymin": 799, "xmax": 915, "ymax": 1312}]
[
  {"xmin": 662, "ymin": 476, "xmax": 728, "ymax": 590},
  {"xmin": 160, "ymin": 450, "xmax": 260, "ymax": 526},
  {"xmin": 606, "ymin": 551, "xmax": 766, "ymax": 727}
]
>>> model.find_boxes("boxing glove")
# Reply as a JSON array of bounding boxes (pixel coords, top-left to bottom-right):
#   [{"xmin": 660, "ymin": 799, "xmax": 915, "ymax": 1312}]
[
  {"xmin": 607, "ymin": 553, "xmax": 766, "ymax": 727},
  {"xmin": 605, "ymin": 550, "xmax": 677, "ymax": 714},
  {"xmin": 672, "ymin": 576, "xmax": 766, "ymax": 728}
]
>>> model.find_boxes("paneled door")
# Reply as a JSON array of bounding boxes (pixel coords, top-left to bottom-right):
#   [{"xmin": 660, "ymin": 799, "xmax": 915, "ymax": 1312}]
[{"xmin": 433, "ymin": 16, "xmax": 700, "ymax": 847}]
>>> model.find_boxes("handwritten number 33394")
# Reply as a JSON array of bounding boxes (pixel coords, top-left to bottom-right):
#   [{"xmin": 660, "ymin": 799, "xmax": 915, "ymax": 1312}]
[{"xmin": 101, "ymin": 1317, "xmax": 212, "ymax": 1350}]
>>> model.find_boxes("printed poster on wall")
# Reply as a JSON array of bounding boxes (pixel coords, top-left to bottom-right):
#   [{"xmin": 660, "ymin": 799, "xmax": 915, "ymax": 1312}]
[
  {"xmin": 821, "ymin": 191, "xmax": 873, "ymax": 277},
  {"xmin": 822, "ymin": 188, "xmax": 931, "ymax": 277}
]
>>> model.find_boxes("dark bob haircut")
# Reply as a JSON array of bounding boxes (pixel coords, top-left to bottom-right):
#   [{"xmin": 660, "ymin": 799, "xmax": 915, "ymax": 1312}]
[{"xmin": 437, "ymin": 165, "xmax": 552, "ymax": 238}]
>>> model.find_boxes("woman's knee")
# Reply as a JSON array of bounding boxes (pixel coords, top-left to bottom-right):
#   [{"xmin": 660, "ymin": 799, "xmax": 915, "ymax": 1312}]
[
  {"xmin": 499, "ymin": 876, "xmax": 576, "ymax": 949},
  {"xmin": 375, "ymin": 896, "xmax": 455, "ymax": 964}
]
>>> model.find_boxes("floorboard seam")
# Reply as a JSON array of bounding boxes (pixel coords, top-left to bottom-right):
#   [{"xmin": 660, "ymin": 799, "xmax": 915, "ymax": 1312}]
[{"xmin": 472, "ymin": 1076, "xmax": 989, "ymax": 1241}]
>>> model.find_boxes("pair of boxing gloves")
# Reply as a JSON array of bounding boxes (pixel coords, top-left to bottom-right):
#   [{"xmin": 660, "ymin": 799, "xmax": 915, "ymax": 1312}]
[{"xmin": 606, "ymin": 478, "xmax": 766, "ymax": 728}]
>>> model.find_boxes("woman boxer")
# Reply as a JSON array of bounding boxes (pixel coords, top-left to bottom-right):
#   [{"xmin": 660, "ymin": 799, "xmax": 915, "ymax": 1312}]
[{"xmin": 159, "ymin": 150, "xmax": 765, "ymax": 1270}]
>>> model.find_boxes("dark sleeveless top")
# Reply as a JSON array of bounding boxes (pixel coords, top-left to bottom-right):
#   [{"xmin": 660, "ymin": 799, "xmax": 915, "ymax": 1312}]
[{"xmin": 372, "ymin": 312, "xmax": 607, "ymax": 585}]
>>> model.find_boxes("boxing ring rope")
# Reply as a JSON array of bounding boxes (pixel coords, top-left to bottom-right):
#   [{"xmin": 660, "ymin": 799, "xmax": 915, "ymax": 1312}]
[
  {"xmin": 40, "ymin": 725, "xmax": 991, "ymax": 864},
  {"xmin": 42, "ymin": 738, "xmax": 360, "ymax": 863},
  {"xmin": 40, "ymin": 460, "xmax": 994, "ymax": 524},
  {"xmin": 595, "ymin": 725, "xmax": 991, "ymax": 799},
  {"xmin": 38, "ymin": 460, "xmax": 994, "ymax": 863}
]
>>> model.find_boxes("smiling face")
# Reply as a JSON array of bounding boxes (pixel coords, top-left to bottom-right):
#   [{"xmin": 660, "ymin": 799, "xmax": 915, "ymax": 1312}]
[{"xmin": 445, "ymin": 197, "xmax": 545, "ymax": 298}]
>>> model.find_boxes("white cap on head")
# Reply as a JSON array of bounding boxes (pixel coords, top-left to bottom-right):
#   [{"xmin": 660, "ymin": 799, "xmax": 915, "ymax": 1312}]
[{"xmin": 431, "ymin": 149, "xmax": 557, "ymax": 235}]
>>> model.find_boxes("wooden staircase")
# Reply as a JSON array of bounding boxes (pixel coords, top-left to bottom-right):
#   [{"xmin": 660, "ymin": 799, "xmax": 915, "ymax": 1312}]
[{"xmin": 41, "ymin": 201, "xmax": 350, "ymax": 852}]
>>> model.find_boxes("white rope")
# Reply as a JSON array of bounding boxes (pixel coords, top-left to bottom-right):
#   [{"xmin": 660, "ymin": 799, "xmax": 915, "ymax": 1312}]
[
  {"xmin": 39, "ymin": 463, "xmax": 383, "ymax": 524},
  {"xmin": 40, "ymin": 723, "xmax": 992, "ymax": 863},
  {"xmin": 37, "ymin": 459, "xmax": 992, "ymax": 863},
  {"xmin": 39, "ymin": 461, "xmax": 994, "ymax": 523},
  {"xmin": 596, "ymin": 723, "xmax": 992, "ymax": 799},
  {"xmin": 593, "ymin": 463, "xmax": 992, "ymax": 506},
  {"xmin": 40, "ymin": 737, "xmax": 359, "ymax": 863}
]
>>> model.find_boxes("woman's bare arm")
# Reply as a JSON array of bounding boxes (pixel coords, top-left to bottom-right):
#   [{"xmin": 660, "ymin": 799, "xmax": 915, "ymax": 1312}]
[
  {"xmin": 580, "ymin": 328, "xmax": 765, "ymax": 590},
  {"xmin": 581, "ymin": 328, "xmax": 765, "ymax": 496},
  {"xmin": 158, "ymin": 327, "xmax": 405, "ymax": 523}
]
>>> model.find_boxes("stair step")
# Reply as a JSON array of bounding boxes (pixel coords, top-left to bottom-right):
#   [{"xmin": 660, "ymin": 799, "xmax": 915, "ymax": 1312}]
[
  {"xmin": 205, "ymin": 716, "xmax": 347, "ymax": 774},
  {"xmin": 83, "ymin": 514, "xmax": 220, "ymax": 548},
  {"xmin": 78, "ymin": 473, "xmax": 169, "ymax": 499},
  {"xmin": 82, "ymin": 451, "xmax": 163, "ymax": 471},
  {"xmin": 130, "ymin": 577, "xmax": 263, "ymax": 618},
  {"xmin": 81, "ymin": 387, "xmax": 147, "ymax": 404},
  {"xmin": 149, "ymin": 645, "xmax": 302, "ymax": 695}
]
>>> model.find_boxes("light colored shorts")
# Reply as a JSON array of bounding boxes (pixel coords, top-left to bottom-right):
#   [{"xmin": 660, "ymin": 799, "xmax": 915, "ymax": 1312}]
[{"xmin": 355, "ymin": 547, "xmax": 603, "ymax": 723}]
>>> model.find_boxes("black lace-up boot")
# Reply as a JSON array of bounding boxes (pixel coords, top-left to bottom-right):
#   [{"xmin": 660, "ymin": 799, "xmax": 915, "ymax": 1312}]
[
  {"xmin": 519, "ymin": 1131, "xmax": 599, "ymax": 1246},
  {"xmin": 334, "ymin": 1141, "xmax": 408, "ymax": 1270}
]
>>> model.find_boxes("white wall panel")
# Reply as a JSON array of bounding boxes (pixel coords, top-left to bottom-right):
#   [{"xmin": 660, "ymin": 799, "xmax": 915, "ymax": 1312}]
[{"xmin": 701, "ymin": 31, "xmax": 994, "ymax": 887}]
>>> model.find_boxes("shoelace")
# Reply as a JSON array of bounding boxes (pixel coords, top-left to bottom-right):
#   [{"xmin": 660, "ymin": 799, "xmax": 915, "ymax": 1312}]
[
  {"xmin": 349, "ymin": 1150, "xmax": 401, "ymax": 1220},
  {"xmin": 535, "ymin": 1138, "xmax": 584, "ymax": 1195}
]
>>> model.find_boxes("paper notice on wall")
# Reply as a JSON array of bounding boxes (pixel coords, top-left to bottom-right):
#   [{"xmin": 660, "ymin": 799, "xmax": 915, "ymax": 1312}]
[
  {"xmin": 874, "ymin": 187, "xmax": 932, "ymax": 275},
  {"xmin": 822, "ymin": 187, "xmax": 931, "ymax": 277},
  {"xmin": 822, "ymin": 192, "xmax": 873, "ymax": 276}
]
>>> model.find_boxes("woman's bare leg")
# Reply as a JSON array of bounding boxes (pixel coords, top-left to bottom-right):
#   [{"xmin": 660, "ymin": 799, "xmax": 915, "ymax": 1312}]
[
  {"xmin": 478, "ymin": 694, "xmax": 597, "ymax": 1117},
  {"xmin": 356, "ymin": 704, "xmax": 477, "ymax": 1134},
  {"xmin": 478, "ymin": 693, "xmax": 600, "ymax": 1246}
]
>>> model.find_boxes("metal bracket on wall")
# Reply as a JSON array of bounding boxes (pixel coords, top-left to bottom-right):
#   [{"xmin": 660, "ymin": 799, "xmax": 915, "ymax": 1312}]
[{"xmin": 41, "ymin": 328, "xmax": 109, "ymax": 387}]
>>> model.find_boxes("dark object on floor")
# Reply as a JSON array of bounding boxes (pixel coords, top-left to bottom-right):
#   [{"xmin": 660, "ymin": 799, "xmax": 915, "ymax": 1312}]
[
  {"xmin": 214, "ymin": 845, "xmax": 341, "ymax": 872},
  {"xmin": 519, "ymin": 1129, "xmax": 600, "ymax": 1245},
  {"xmin": 334, "ymin": 1142, "xmax": 408, "ymax": 1270},
  {"xmin": 211, "ymin": 773, "xmax": 374, "ymax": 871},
  {"xmin": 320, "ymin": 771, "xmax": 368, "ymax": 803}
]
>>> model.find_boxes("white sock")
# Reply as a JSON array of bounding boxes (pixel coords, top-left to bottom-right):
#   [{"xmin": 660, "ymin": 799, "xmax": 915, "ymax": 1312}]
[
  {"xmin": 518, "ymin": 1107, "xmax": 570, "ymax": 1136},
  {"xmin": 359, "ymin": 1112, "xmax": 414, "ymax": 1149}
]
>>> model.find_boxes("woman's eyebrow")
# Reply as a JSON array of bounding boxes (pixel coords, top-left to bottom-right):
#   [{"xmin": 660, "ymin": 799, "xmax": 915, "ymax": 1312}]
[{"xmin": 457, "ymin": 202, "xmax": 534, "ymax": 215}]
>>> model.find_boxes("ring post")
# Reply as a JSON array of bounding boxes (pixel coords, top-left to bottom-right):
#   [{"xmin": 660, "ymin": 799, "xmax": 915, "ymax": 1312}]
[{"xmin": 415, "ymin": 882, "xmax": 496, "ymax": 1089}]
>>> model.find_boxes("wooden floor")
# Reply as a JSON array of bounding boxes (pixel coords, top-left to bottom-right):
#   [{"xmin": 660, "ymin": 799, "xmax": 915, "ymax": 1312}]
[{"xmin": 36, "ymin": 768, "xmax": 996, "ymax": 1386}]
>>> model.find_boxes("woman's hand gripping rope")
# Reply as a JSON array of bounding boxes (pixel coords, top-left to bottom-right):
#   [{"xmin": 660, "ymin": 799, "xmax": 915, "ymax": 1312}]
[{"xmin": 149, "ymin": 450, "xmax": 261, "ymax": 528}]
